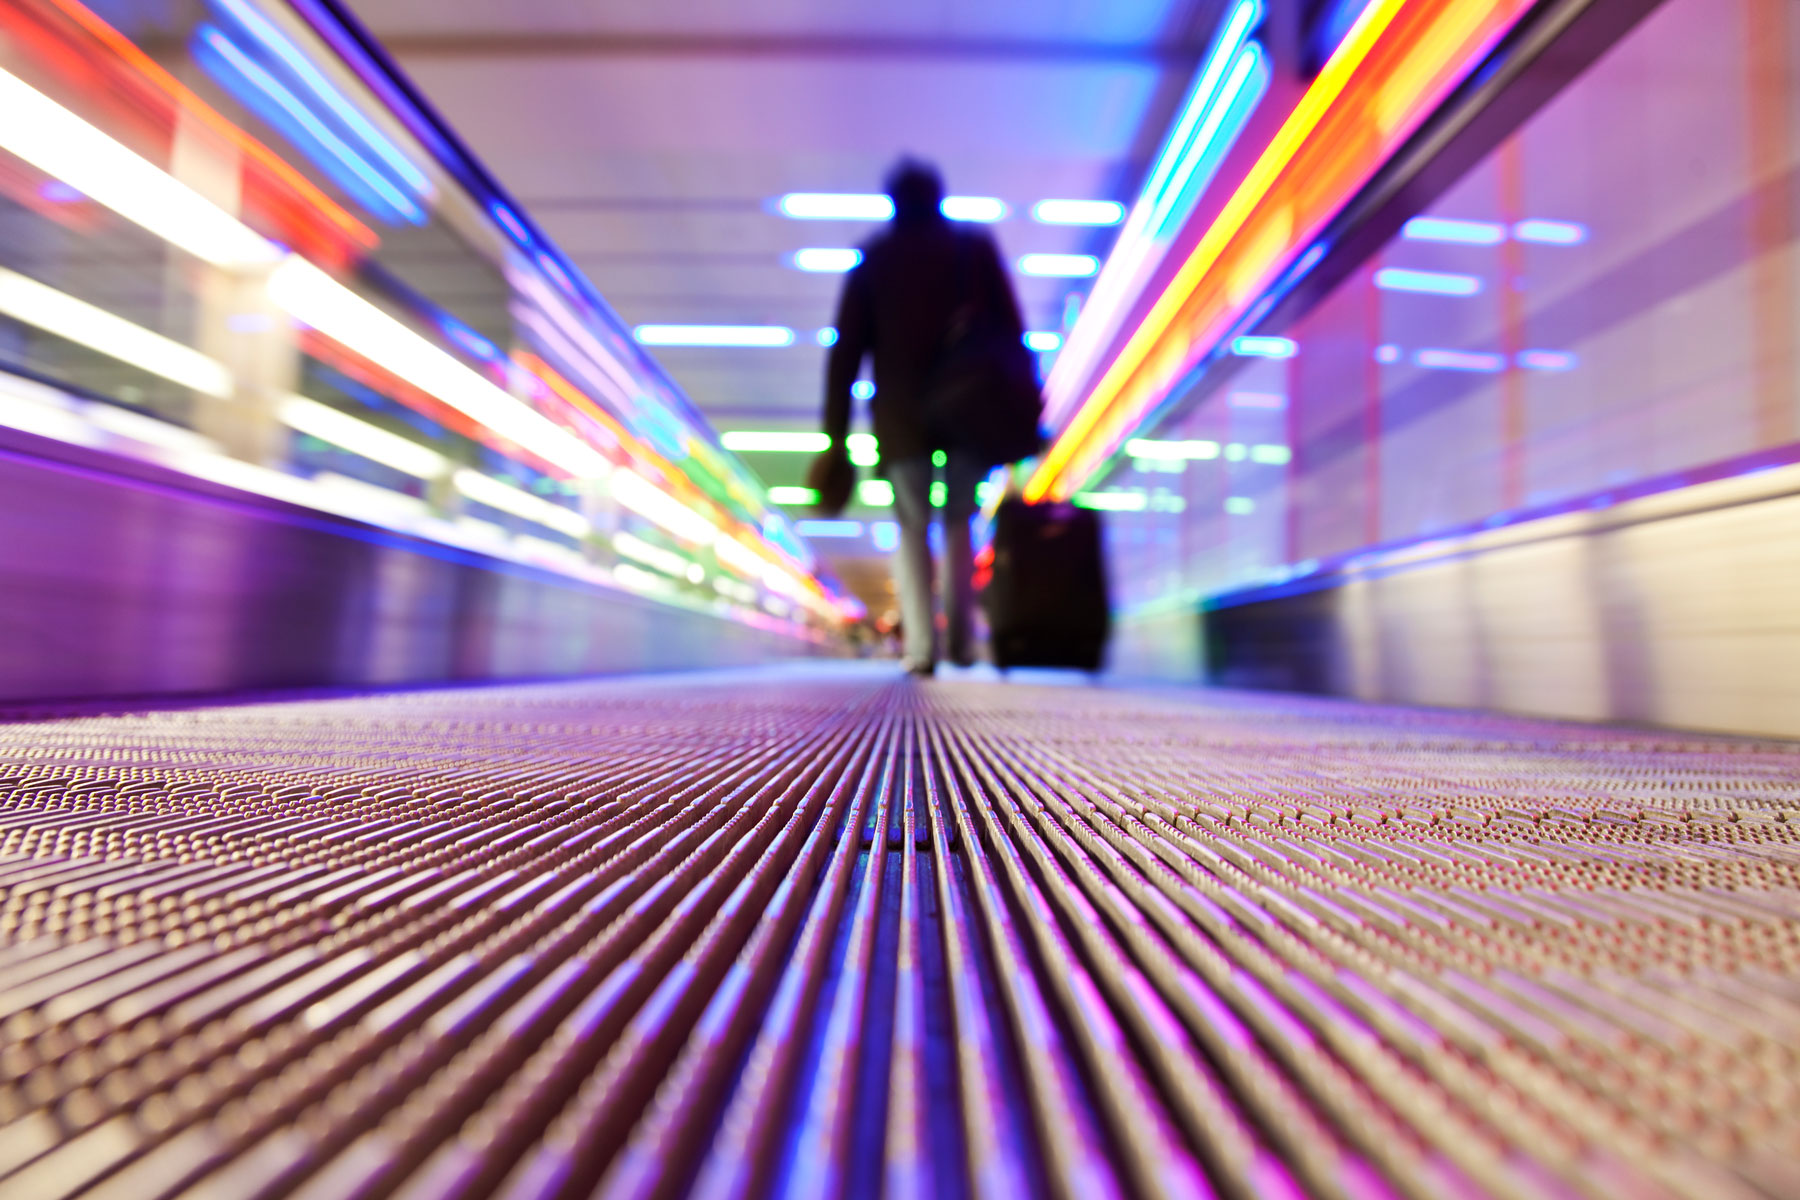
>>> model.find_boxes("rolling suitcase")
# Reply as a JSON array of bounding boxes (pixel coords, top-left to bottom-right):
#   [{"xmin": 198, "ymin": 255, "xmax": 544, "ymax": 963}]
[{"xmin": 982, "ymin": 497, "xmax": 1110, "ymax": 671}]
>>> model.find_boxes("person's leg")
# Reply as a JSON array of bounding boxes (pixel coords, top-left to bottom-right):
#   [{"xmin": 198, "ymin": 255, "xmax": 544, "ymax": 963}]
[
  {"xmin": 886, "ymin": 457, "xmax": 937, "ymax": 670},
  {"xmin": 942, "ymin": 452, "xmax": 985, "ymax": 666}
]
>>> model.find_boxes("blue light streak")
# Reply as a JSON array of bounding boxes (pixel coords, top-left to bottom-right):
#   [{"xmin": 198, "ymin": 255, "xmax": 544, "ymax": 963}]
[
  {"xmin": 1374, "ymin": 267, "xmax": 1483, "ymax": 295},
  {"xmin": 1403, "ymin": 216, "xmax": 1505, "ymax": 244},
  {"xmin": 210, "ymin": 0, "xmax": 432, "ymax": 201},
  {"xmin": 193, "ymin": 26, "xmax": 424, "ymax": 224},
  {"xmin": 1232, "ymin": 335, "xmax": 1296, "ymax": 358}
]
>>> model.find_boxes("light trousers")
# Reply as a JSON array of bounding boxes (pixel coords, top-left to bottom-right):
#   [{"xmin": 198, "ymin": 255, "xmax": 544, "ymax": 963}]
[{"xmin": 887, "ymin": 452, "xmax": 986, "ymax": 668}]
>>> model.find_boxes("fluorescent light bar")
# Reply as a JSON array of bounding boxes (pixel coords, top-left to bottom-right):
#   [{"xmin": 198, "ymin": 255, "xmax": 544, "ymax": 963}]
[
  {"xmin": 613, "ymin": 531, "xmax": 690, "ymax": 578},
  {"xmin": 792, "ymin": 248, "xmax": 863, "ymax": 273},
  {"xmin": 871, "ymin": 521, "xmax": 898, "ymax": 551},
  {"xmin": 1072, "ymin": 491, "xmax": 1147, "ymax": 511},
  {"xmin": 858, "ymin": 479, "xmax": 894, "ymax": 506},
  {"xmin": 1249, "ymin": 443, "xmax": 1291, "ymax": 464},
  {"xmin": 846, "ymin": 433, "xmax": 880, "ymax": 467},
  {"xmin": 816, "ymin": 327, "xmax": 839, "ymax": 346},
  {"xmin": 720, "ymin": 431, "xmax": 831, "ymax": 453},
  {"xmin": 941, "ymin": 196, "xmax": 1007, "ymax": 222},
  {"xmin": 0, "ymin": 67, "xmax": 274, "ymax": 268},
  {"xmin": 612, "ymin": 469, "xmax": 717, "ymax": 543},
  {"xmin": 1019, "ymin": 254, "xmax": 1100, "ymax": 278},
  {"xmin": 795, "ymin": 519, "xmax": 864, "ymax": 538},
  {"xmin": 779, "ymin": 193, "xmax": 893, "ymax": 220},
  {"xmin": 1403, "ymin": 216, "xmax": 1504, "ymax": 244},
  {"xmin": 1414, "ymin": 348, "xmax": 1504, "ymax": 372},
  {"xmin": 1126, "ymin": 438, "xmax": 1219, "ymax": 460},
  {"xmin": 1518, "ymin": 349, "xmax": 1578, "ymax": 371},
  {"xmin": 1374, "ymin": 267, "xmax": 1481, "ymax": 295},
  {"xmin": 453, "ymin": 469, "xmax": 590, "ymax": 538},
  {"xmin": 1231, "ymin": 335, "xmax": 1296, "ymax": 358},
  {"xmin": 633, "ymin": 324, "xmax": 794, "ymax": 347},
  {"xmin": 1513, "ymin": 219, "xmax": 1588, "ymax": 245},
  {"xmin": 1032, "ymin": 200, "xmax": 1125, "ymax": 226},
  {"xmin": 1224, "ymin": 496, "xmax": 1255, "ymax": 514},
  {"xmin": 1374, "ymin": 343, "xmax": 1401, "ymax": 363},
  {"xmin": 1024, "ymin": 331, "xmax": 1063, "ymax": 352},
  {"xmin": 0, "ymin": 268, "xmax": 232, "ymax": 397},
  {"xmin": 268, "ymin": 257, "xmax": 610, "ymax": 477},
  {"xmin": 851, "ymin": 380, "xmax": 875, "ymax": 401},
  {"xmin": 767, "ymin": 486, "xmax": 818, "ymax": 505},
  {"xmin": 278, "ymin": 394, "xmax": 447, "ymax": 477}
]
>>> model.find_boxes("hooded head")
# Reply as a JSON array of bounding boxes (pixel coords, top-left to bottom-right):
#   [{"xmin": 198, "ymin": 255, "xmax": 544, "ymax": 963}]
[{"xmin": 884, "ymin": 158, "xmax": 945, "ymax": 226}]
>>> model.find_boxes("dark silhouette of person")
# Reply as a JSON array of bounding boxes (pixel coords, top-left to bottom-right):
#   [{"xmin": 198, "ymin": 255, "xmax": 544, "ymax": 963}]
[{"xmin": 821, "ymin": 159, "xmax": 1026, "ymax": 675}]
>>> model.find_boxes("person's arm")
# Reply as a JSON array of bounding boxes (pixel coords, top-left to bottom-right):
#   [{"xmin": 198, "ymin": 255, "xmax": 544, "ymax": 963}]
[{"xmin": 823, "ymin": 263, "xmax": 872, "ymax": 449}]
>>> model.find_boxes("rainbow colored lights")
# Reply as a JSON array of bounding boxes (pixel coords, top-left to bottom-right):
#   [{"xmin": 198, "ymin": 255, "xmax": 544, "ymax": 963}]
[{"xmin": 1028, "ymin": 0, "xmax": 1540, "ymax": 502}]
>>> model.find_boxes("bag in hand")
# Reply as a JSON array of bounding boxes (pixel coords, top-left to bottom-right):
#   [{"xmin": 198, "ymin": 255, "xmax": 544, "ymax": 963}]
[{"xmin": 805, "ymin": 448, "xmax": 856, "ymax": 517}]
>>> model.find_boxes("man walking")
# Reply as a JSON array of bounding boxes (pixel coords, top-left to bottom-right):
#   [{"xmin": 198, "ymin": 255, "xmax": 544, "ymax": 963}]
[{"xmin": 820, "ymin": 159, "xmax": 1027, "ymax": 676}]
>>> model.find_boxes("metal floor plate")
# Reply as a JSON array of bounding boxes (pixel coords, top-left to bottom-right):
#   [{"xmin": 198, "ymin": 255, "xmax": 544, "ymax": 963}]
[{"xmin": 0, "ymin": 665, "xmax": 1798, "ymax": 1200}]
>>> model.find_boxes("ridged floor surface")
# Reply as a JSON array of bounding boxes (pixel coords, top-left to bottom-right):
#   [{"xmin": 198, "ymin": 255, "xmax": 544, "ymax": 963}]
[{"xmin": 1, "ymin": 667, "xmax": 1799, "ymax": 1200}]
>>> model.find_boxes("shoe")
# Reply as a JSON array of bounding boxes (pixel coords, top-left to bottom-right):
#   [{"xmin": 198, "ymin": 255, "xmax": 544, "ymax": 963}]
[{"xmin": 905, "ymin": 661, "xmax": 936, "ymax": 678}]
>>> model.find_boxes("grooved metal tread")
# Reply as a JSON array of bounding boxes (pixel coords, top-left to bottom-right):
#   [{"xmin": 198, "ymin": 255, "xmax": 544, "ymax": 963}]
[{"xmin": 1, "ymin": 666, "xmax": 1799, "ymax": 1200}]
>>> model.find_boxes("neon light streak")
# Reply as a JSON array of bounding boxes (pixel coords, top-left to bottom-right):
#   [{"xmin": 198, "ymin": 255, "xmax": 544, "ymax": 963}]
[
  {"xmin": 1232, "ymin": 335, "xmax": 1296, "ymax": 358},
  {"xmin": 209, "ymin": 0, "xmax": 432, "ymax": 200},
  {"xmin": 1029, "ymin": 0, "xmax": 1535, "ymax": 501},
  {"xmin": 1374, "ymin": 267, "xmax": 1482, "ymax": 295},
  {"xmin": 792, "ymin": 248, "xmax": 863, "ymax": 273},
  {"xmin": 1414, "ymin": 347, "xmax": 1504, "ymax": 372},
  {"xmin": 1073, "ymin": 491, "xmax": 1148, "ymax": 511},
  {"xmin": 0, "ymin": 65, "xmax": 274, "ymax": 267},
  {"xmin": 1042, "ymin": 5, "xmax": 1270, "ymax": 427},
  {"xmin": 278, "ymin": 394, "xmax": 447, "ymax": 477},
  {"xmin": 720, "ymin": 431, "xmax": 832, "ymax": 453},
  {"xmin": 941, "ymin": 196, "xmax": 1007, "ymax": 222},
  {"xmin": 1517, "ymin": 349, "xmax": 1578, "ymax": 371},
  {"xmin": 1150, "ymin": 44, "xmax": 1269, "ymax": 237},
  {"xmin": 779, "ymin": 193, "xmax": 892, "ymax": 220},
  {"xmin": 194, "ymin": 26, "xmax": 425, "ymax": 224},
  {"xmin": 767, "ymin": 486, "xmax": 818, "ymax": 505},
  {"xmin": 1403, "ymin": 216, "xmax": 1504, "ymax": 244},
  {"xmin": 1127, "ymin": 439, "xmax": 1220, "ymax": 460},
  {"xmin": 612, "ymin": 469, "xmax": 717, "ymax": 543},
  {"xmin": 632, "ymin": 325, "xmax": 795, "ymax": 347},
  {"xmin": 1024, "ymin": 331, "xmax": 1063, "ymax": 352},
  {"xmin": 0, "ymin": 268, "xmax": 233, "ymax": 397},
  {"xmin": 858, "ymin": 479, "xmax": 895, "ymax": 507},
  {"xmin": 1032, "ymin": 200, "xmax": 1125, "ymax": 226},
  {"xmin": 454, "ymin": 469, "xmax": 589, "ymax": 538},
  {"xmin": 612, "ymin": 531, "xmax": 690, "ymax": 578},
  {"xmin": 1513, "ymin": 218, "xmax": 1588, "ymax": 244},
  {"xmin": 1019, "ymin": 254, "xmax": 1099, "ymax": 278},
  {"xmin": 1139, "ymin": 0, "xmax": 1265, "ymax": 226},
  {"xmin": 269, "ymin": 256, "xmax": 611, "ymax": 478}
]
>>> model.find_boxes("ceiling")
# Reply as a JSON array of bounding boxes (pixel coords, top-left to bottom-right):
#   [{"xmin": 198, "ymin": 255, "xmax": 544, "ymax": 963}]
[
  {"xmin": 345, "ymin": 0, "xmax": 1232, "ymax": 609},
  {"xmin": 351, "ymin": 0, "xmax": 1228, "ymax": 424}
]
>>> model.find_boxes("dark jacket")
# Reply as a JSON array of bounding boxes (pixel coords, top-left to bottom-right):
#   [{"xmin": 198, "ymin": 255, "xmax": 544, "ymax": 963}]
[{"xmin": 823, "ymin": 218, "xmax": 1025, "ymax": 468}]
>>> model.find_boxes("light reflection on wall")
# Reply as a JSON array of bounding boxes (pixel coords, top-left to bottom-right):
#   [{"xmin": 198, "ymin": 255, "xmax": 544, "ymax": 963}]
[{"xmin": 1101, "ymin": 0, "xmax": 1790, "ymax": 617}]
